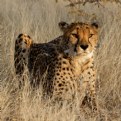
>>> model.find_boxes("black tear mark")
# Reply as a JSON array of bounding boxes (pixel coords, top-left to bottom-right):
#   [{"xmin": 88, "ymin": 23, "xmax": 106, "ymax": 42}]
[{"xmin": 27, "ymin": 35, "xmax": 31, "ymax": 39}]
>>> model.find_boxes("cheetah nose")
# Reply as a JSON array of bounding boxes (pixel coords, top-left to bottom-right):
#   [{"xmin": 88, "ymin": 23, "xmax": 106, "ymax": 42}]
[{"xmin": 80, "ymin": 45, "xmax": 88, "ymax": 50}]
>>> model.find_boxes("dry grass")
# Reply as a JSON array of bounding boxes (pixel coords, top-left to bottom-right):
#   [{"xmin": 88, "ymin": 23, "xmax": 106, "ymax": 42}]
[{"xmin": 0, "ymin": 0, "xmax": 121, "ymax": 121}]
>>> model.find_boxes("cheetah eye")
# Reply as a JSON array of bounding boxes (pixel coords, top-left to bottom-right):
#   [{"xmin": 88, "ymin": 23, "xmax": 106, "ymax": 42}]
[
  {"xmin": 89, "ymin": 34, "xmax": 94, "ymax": 38},
  {"xmin": 72, "ymin": 33, "xmax": 78, "ymax": 38}
]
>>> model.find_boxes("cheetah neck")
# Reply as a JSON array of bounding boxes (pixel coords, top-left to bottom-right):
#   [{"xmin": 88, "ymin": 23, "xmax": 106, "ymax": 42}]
[
  {"xmin": 70, "ymin": 51, "xmax": 94, "ymax": 76},
  {"xmin": 79, "ymin": 51, "xmax": 94, "ymax": 64}
]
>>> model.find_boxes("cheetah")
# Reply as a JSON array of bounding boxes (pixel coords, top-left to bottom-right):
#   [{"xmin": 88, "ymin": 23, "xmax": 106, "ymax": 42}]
[
  {"xmin": 58, "ymin": 21, "xmax": 99, "ymax": 110},
  {"xmin": 14, "ymin": 21, "xmax": 99, "ymax": 111}
]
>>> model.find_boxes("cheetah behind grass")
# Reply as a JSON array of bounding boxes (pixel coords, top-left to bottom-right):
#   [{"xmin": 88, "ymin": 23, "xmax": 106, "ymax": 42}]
[{"xmin": 14, "ymin": 22, "xmax": 99, "ymax": 111}]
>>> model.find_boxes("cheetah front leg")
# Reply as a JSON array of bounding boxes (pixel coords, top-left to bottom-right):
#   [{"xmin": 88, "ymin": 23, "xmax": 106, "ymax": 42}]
[
  {"xmin": 88, "ymin": 74, "xmax": 97, "ymax": 112},
  {"xmin": 82, "ymin": 67, "xmax": 98, "ymax": 113}
]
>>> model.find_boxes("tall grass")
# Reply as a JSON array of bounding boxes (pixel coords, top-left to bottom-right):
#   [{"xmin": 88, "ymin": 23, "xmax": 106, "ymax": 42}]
[{"xmin": 0, "ymin": 0, "xmax": 121, "ymax": 120}]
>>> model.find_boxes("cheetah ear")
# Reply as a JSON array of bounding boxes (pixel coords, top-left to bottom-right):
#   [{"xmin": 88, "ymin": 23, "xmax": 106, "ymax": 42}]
[
  {"xmin": 91, "ymin": 23, "xmax": 98, "ymax": 29},
  {"xmin": 18, "ymin": 33, "xmax": 23, "ymax": 38},
  {"xmin": 58, "ymin": 21, "xmax": 69, "ymax": 32}
]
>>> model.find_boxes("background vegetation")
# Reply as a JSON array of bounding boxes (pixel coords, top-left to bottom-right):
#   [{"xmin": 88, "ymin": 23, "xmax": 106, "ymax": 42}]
[{"xmin": 0, "ymin": 0, "xmax": 121, "ymax": 120}]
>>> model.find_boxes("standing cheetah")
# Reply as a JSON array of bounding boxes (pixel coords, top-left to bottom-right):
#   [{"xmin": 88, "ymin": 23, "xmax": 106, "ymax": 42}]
[{"xmin": 14, "ymin": 21, "xmax": 99, "ymax": 110}]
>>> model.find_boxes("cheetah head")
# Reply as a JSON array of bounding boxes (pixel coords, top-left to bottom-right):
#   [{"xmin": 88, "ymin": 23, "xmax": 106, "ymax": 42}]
[{"xmin": 58, "ymin": 21, "xmax": 99, "ymax": 58}]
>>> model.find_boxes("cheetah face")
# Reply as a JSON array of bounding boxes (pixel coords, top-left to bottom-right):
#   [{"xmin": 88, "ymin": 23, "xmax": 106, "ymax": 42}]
[
  {"xmin": 16, "ymin": 33, "xmax": 33, "ymax": 49},
  {"xmin": 59, "ymin": 22, "xmax": 99, "ymax": 57}
]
